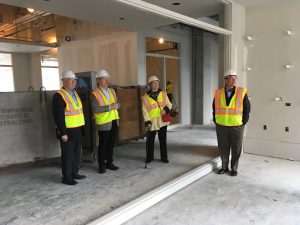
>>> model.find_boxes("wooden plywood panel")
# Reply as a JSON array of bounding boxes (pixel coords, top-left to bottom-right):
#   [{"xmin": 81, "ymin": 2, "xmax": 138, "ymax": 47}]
[
  {"xmin": 146, "ymin": 56, "xmax": 163, "ymax": 86},
  {"xmin": 117, "ymin": 88, "xmax": 140, "ymax": 141}
]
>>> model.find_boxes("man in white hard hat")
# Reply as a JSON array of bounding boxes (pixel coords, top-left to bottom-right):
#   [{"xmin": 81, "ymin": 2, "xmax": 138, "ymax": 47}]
[
  {"xmin": 52, "ymin": 70, "xmax": 86, "ymax": 185},
  {"xmin": 212, "ymin": 69, "xmax": 251, "ymax": 176},
  {"xmin": 91, "ymin": 69, "xmax": 120, "ymax": 174},
  {"xmin": 141, "ymin": 75, "xmax": 172, "ymax": 164}
]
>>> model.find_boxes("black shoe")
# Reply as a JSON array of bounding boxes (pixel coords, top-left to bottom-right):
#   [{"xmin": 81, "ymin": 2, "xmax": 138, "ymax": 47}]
[
  {"xmin": 217, "ymin": 168, "xmax": 229, "ymax": 174},
  {"xmin": 161, "ymin": 159, "xmax": 169, "ymax": 163},
  {"xmin": 72, "ymin": 174, "xmax": 86, "ymax": 180},
  {"xmin": 62, "ymin": 178, "xmax": 78, "ymax": 185},
  {"xmin": 106, "ymin": 164, "xmax": 119, "ymax": 170},
  {"xmin": 99, "ymin": 166, "xmax": 106, "ymax": 174},
  {"xmin": 231, "ymin": 170, "xmax": 238, "ymax": 176}
]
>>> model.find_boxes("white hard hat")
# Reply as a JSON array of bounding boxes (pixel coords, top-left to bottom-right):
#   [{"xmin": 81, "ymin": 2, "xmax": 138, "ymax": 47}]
[
  {"xmin": 224, "ymin": 69, "xmax": 238, "ymax": 77},
  {"xmin": 148, "ymin": 75, "xmax": 160, "ymax": 84},
  {"xmin": 96, "ymin": 69, "xmax": 110, "ymax": 79},
  {"xmin": 61, "ymin": 70, "xmax": 77, "ymax": 80}
]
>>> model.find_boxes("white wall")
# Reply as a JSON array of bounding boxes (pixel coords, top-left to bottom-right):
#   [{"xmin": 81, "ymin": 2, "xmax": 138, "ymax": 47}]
[
  {"xmin": 244, "ymin": 0, "xmax": 300, "ymax": 161},
  {"xmin": 230, "ymin": 2, "xmax": 246, "ymax": 87},
  {"xmin": 137, "ymin": 25, "xmax": 193, "ymax": 126},
  {"xmin": 58, "ymin": 32, "xmax": 138, "ymax": 86}
]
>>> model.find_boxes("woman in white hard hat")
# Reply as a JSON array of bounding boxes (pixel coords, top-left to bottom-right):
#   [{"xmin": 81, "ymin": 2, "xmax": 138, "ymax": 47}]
[
  {"xmin": 141, "ymin": 75, "xmax": 172, "ymax": 163},
  {"xmin": 91, "ymin": 69, "xmax": 120, "ymax": 174}
]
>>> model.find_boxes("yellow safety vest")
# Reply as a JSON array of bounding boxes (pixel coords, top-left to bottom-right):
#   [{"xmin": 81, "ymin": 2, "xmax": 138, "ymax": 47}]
[
  {"xmin": 92, "ymin": 88, "xmax": 119, "ymax": 125},
  {"xmin": 166, "ymin": 83, "xmax": 172, "ymax": 94},
  {"xmin": 142, "ymin": 91, "xmax": 167, "ymax": 120},
  {"xmin": 57, "ymin": 89, "xmax": 85, "ymax": 128},
  {"xmin": 214, "ymin": 86, "xmax": 247, "ymax": 126}
]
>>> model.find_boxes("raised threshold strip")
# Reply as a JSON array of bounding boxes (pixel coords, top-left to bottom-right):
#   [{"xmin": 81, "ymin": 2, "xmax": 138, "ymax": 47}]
[{"xmin": 87, "ymin": 157, "xmax": 221, "ymax": 225}]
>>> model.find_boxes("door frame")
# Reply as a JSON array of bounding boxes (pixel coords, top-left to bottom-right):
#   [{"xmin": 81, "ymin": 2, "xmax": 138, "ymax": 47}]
[{"xmin": 145, "ymin": 53, "xmax": 181, "ymax": 124}]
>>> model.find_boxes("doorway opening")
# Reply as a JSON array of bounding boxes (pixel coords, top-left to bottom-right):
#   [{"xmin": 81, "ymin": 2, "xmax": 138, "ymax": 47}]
[{"xmin": 145, "ymin": 37, "xmax": 181, "ymax": 125}]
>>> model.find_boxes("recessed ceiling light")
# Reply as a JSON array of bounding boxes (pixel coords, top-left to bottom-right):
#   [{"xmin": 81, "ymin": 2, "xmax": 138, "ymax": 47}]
[
  {"xmin": 172, "ymin": 2, "xmax": 180, "ymax": 6},
  {"xmin": 27, "ymin": 8, "xmax": 35, "ymax": 13}
]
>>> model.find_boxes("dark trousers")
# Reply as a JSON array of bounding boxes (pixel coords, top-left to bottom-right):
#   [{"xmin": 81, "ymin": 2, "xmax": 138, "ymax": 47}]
[
  {"xmin": 146, "ymin": 125, "xmax": 168, "ymax": 161},
  {"xmin": 60, "ymin": 137, "xmax": 82, "ymax": 181},
  {"xmin": 216, "ymin": 124, "xmax": 244, "ymax": 171},
  {"xmin": 98, "ymin": 120, "xmax": 118, "ymax": 168}
]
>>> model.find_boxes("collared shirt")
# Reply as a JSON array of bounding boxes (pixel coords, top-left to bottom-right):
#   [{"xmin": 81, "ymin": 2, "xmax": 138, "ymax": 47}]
[
  {"xmin": 100, "ymin": 88, "xmax": 110, "ymax": 102},
  {"xmin": 226, "ymin": 87, "xmax": 235, "ymax": 98},
  {"xmin": 67, "ymin": 89, "xmax": 78, "ymax": 106}
]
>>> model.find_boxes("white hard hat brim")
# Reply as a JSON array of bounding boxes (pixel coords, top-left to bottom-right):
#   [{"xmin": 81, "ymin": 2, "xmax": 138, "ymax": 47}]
[
  {"xmin": 96, "ymin": 75, "xmax": 111, "ymax": 79},
  {"xmin": 61, "ymin": 77, "xmax": 78, "ymax": 80},
  {"xmin": 224, "ymin": 74, "xmax": 238, "ymax": 77},
  {"xmin": 149, "ymin": 79, "xmax": 160, "ymax": 83},
  {"xmin": 224, "ymin": 69, "xmax": 238, "ymax": 77}
]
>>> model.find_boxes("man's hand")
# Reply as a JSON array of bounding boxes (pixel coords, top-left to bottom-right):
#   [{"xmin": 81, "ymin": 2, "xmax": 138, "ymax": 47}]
[
  {"xmin": 160, "ymin": 110, "xmax": 166, "ymax": 115},
  {"xmin": 145, "ymin": 121, "xmax": 152, "ymax": 128},
  {"xmin": 110, "ymin": 103, "xmax": 119, "ymax": 110},
  {"xmin": 61, "ymin": 135, "xmax": 68, "ymax": 143}
]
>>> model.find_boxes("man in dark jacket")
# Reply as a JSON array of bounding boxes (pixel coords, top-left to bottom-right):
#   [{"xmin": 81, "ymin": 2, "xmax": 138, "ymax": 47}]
[
  {"xmin": 212, "ymin": 69, "xmax": 251, "ymax": 176},
  {"xmin": 52, "ymin": 70, "xmax": 86, "ymax": 185}
]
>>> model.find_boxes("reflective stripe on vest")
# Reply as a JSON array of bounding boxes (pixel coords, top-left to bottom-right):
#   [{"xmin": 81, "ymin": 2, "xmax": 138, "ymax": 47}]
[
  {"xmin": 214, "ymin": 87, "xmax": 247, "ymax": 126},
  {"xmin": 57, "ymin": 89, "xmax": 85, "ymax": 128},
  {"xmin": 92, "ymin": 88, "xmax": 119, "ymax": 125},
  {"xmin": 142, "ymin": 91, "xmax": 167, "ymax": 120}
]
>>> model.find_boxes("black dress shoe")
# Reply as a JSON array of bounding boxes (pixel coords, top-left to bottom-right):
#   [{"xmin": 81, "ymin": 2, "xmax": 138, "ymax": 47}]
[
  {"xmin": 231, "ymin": 170, "xmax": 238, "ymax": 176},
  {"xmin": 217, "ymin": 168, "xmax": 229, "ymax": 174},
  {"xmin": 106, "ymin": 164, "xmax": 119, "ymax": 170},
  {"xmin": 62, "ymin": 178, "xmax": 78, "ymax": 185},
  {"xmin": 72, "ymin": 174, "xmax": 86, "ymax": 180},
  {"xmin": 161, "ymin": 159, "xmax": 169, "ymax": 163},
  {"xmin": 99, "ymin": 167, "xmax": 106, "ymax": 174}
]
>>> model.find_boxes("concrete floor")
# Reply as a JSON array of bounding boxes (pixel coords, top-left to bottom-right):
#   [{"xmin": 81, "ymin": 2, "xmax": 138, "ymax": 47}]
[
  {"xmin": 0, "ymin": 126, "xmax": 218, "ymax": 225},
  {"xmin": 126, "ymin": 153, "xmax": 300, "ymax": 225}
]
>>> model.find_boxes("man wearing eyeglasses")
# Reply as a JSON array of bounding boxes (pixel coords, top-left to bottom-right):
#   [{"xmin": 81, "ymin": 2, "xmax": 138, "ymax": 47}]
[{"xmin": 212, "ymin": 69, "xmax": 251, "ymax": 176}]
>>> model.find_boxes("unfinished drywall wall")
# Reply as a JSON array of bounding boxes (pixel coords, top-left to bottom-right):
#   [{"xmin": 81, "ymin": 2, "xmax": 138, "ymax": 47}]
[
  {"xmin": 55, "ymin": 17, "xmax": 125, "ymax": 44},
  {"xmin": 244, "ymin": 0, "xmax": 300, "ymax": 161},
  {"xmin": 58, "ymin": 32, "xmax": 138, "ymax": 86}
]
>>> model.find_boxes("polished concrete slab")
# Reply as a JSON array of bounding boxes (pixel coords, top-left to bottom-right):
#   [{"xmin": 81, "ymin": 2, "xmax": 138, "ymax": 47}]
[
  {"xmin": 125, "ymin": 153, "xmax": 300, "ymax": 225},
  {"xmin": 0, "ymin": 126, "xmax": 218, "ymax": 225}
]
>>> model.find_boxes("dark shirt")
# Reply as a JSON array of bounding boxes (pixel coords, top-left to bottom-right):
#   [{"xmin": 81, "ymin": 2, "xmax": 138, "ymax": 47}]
[
  {"xmin": 52, "ymin": 92, "xmax": 84, "ymax": 141},
  {"xmin": 212, "ymin": 86, "xmax": 251, "ymax": 125}
]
